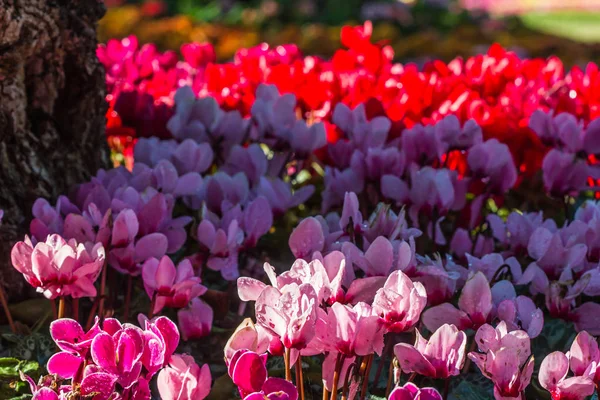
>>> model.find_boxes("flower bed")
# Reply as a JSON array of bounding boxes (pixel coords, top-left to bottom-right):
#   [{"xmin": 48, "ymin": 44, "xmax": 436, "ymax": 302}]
[{"xmin": 4, "ymin": 18, "xmax": 600, "ymax": 400}]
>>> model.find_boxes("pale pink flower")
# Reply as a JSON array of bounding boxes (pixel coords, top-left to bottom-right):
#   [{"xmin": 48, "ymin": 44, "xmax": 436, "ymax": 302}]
[
  {"xmin": 255, "ymin": 283, "xmax": 318, "ymax": 350},
  {"xmin": 539, "ymin": 351, "xmax": 595, "ymax": 400},
  {"xmin": 11, "ymin": 234, "xmax": 105, "ymax": 299},
  {"xmin": 327, "ymin": 302, "xmax": 385, "ymax": 356},
  {"xmin": 468, "ymin": 322, "xmax": 534, "ymax": 400},
  {"xmin": 394, "ymin": 324, "xmax": 467, "ymax": 379},
  {"xmin": 372, "ymin": 270, "xmax": 427, "ymax": 333},
  {"xmin": 157, "ymin": 354, "xmax": 211, "ymax": 400}
]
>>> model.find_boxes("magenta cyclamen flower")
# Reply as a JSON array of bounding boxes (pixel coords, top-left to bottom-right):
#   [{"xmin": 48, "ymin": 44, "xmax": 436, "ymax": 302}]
[
  {"xmin": 138, "ymin": 314, "xmax": 181, "ymax": 366},
  {"xmin": 63, "ymin": 204, "xmax": 111, "ymax": 248},
  {"xmin": 228, "ymin": 349, "xmax": 298, "ymax": 400},
  {"xmin": 401, "ymin": 122, "xmax": 445, "ymax": 166},
  {"xmin": 394, "ymin": 324, "xmax": 467, "ymax": 379},
  {"xmin": 372, "ymin": 270, "xmax": 427, "ymax": 333},
  {"xmin": 343, "ymin": 236, "xmax": 400, "ymax": 277},
  {"xmin": 157, "ymin": 353, "xmax": 211, "ymax": 400},
  {"xmin": 238, "ymin": 255, "xmax": 372, "ymax": 308},
  {"xmin": 11, "ymin": 234, "xmax": 105, "ymax": 299},
  {"xmin": 468, "ymin": 322, "xmax": 534, "ymax": 400},
  {"xmin": 90, "ymin": 327, "xmax": 145, "ymax": 389},
  {"xmin": 142, "ymin": 256, "xmax": 206, "ymax": 314},
  {"xmin": 256, "ymin": 176, "xmax": 315, "ymax": 217},
  {"xmin": 45, "ymin": 316, "xmax": 176, "ymax": 400},
  {"xmin": 388, "ymin": 382, "xmax": 443, "ymax": 400},
  {"xmin": 46, "ymin": 318, "xmax": 102, "ymax": 379}
]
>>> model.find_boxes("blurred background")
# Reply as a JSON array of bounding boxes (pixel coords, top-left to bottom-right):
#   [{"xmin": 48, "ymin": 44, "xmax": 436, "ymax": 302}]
[{"xmin": 99, "ymin": 0, "xmax": 600, "ymax": 65}]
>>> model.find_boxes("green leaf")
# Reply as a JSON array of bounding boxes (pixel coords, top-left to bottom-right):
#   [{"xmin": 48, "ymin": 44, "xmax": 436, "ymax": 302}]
[
  {"xmin": 9, "ymin": 395, "xmax": 33, "ymax": 400},
  {"xmin": 0, "ymin": 358, "xmax": 22, "ymax": 377},
  {"xmin": 0, "ymin": 358, "xmax": 40, "ymax": 378}
]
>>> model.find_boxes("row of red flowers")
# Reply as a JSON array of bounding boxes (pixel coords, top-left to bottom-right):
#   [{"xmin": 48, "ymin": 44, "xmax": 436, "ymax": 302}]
[{"xmin": 99, "ymin": 21, "xmax": 600, "ymax": 177}]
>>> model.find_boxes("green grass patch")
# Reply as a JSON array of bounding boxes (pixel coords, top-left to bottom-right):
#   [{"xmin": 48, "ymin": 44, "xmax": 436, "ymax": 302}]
[{"xmin": 520, "ymin": 11, "xmax": 600, "ymax": 43}]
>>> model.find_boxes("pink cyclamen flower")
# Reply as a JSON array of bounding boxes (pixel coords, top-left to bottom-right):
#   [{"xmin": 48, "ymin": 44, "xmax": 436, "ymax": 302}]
[
  {"xmin": 21, "ymin": 372, "xmax": 87, "ymax": 400},
  {"xmin": 343, "ymin": 236, "xmax": 400, "ymax": 277},
  {"xmin": 327, "ymin": 302, "xmax": 385, "ymax": 356},
  {"xmin": 138, "ymin": 314, "xmax": 181, "ymax": 367},
  {"xmin": 107, "ymin": 208, "xmax": 171, "ymax": 276},
  {"xmin": 467, "ymin": 139, "xmax": 517, "ymax": 194},
  {"xmin": 196, "ymin": 218, "xmax": 244, "ymax": 280},
  {"xmin": 422, "ymin": 271, "xmax": 492, "ymax": 332},
  {"xmin": 539, "ymin": 351, "xmax": 595, "ymax": 400},
  {"xmin": 228, "ymin": 349, "xmax": 268, "ymax": 397},
  {"xmin": 177, "ymin": 298, "xmax": 213, "ymax": 340},
  {"xmin": 11, "ymin": 234, "xmax": 105, "ymax": 299},
  {"xmin": 224, "ymin": 318, "xmax": 271, "ymax": 364},
  {"xmin": 435, "ymin": 115, "xmax": 482, "ymax": 150},
  {"xmin": 494, "ymin": 283, "xmax": 544, "ymax": 339},
  {"xmin": 78, "ymin": 365, "xmax": 119, "ymax": 400},
  {"xmin": 568, "ymin": 331, "xmax": 600, "ymax": 384},
  {"xmin": 157, "ymin": 353, "xmax": 212, "ymax": 400},
  {"xmin": 142, "ymin": 256, "xmax": 206, "ymax": 314},
  {"xmin": 468, "ymin": 322, "xmax": 534, "ymax": 400},
  {"xmin": 388, "ymin": 382, "xmax": 443, "ymax": 400},
  {"xmin": 46, "ymin": 318, "xmax": 102, "ymax": 380},
  {"xmin": 339, "ymin": 192, "xmax": 363, "ymax": 234},
  {"xmin": 50, "ymin": 317, "xmax": 101, "ymax": 355},
  {"xmin": 243, "ymin": 377, "xmax": 299, "ymax": 400},
  {"xmin": 394, "ymin": 324, "xmax": 467, "ymax": 379},
  {"xmin": 29, "ymin": 197, "xmax": 65, "ymax": 242},
  {"xmin": 255, "ymin": 283, "xmax": 318, "ymax": 350},
  {"xmin": 288, "ymin": 217, "xmax": 325, "ymax": 259},
  {"xmin": 372, "ymin": 270, "xmax": 427, "ymax": 333},
  {"xmin": 542, "ymin": 149, "xmax": 588, "ymax": 197}
]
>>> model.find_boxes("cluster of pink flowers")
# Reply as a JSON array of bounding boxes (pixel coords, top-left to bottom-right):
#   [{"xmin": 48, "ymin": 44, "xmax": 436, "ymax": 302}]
[
  {"xmin": 9, "ymin": 18, "xmax": 600, "ymax": 400},
  {"xmin": 228, "ymin": 191, "xmax": 600, "ymax": 399},
  {"xmin": 21, "ymin": 315, "xmax": 210, "ymax": 400},
  {"xmin": 20, "ymin": 163, "xmax": 213, "ymax": 340}
]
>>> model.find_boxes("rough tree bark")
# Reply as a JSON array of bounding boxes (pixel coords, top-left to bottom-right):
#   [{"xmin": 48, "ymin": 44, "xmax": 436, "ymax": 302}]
[{"xmin": 0, "ymin": 0, "xmax": 111, "ymax": 299}]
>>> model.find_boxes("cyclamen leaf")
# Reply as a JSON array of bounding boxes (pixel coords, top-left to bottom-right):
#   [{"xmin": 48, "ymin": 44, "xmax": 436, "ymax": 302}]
[{"xmin": 0, "ymin": 358, "xmax": 39, "ymax": 378}]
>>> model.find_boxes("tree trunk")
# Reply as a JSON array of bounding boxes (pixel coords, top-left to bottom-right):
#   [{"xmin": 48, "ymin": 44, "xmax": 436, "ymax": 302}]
[{"xmin": 0, "ymin": 0, "xmax": 110, "ymax": 300}]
